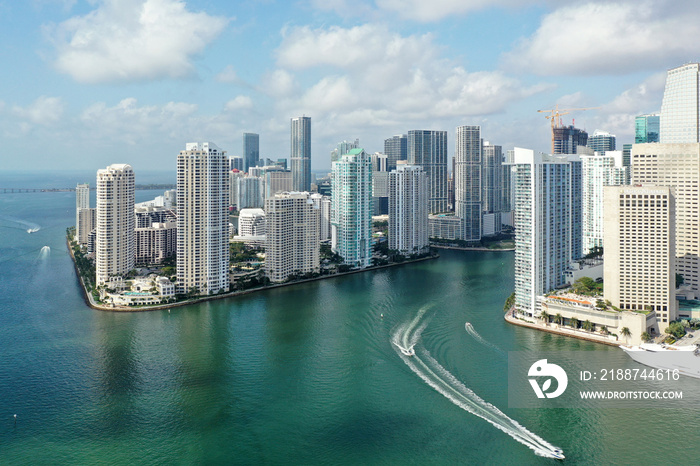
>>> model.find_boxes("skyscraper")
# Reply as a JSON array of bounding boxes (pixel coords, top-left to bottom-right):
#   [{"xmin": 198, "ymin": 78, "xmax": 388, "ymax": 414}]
[
  {"xmin": 389, "ymin": 165, "xmax": 429, "ymax": 254},
  {"xmin": 604, "ymin": 186, "xmax": 675, "ymax": 327},
  {"xmin": 291, "ymin": 116, "xmax": 311, "ymax": 192},
  {"xmin": 330, "ymin": 139, "xmax": 359, "ymax": 164},
  {"xmin": 511, "ymin": 149, "xmax": 582, "ymax": 316},
  {"xmin": 660, "ymin": 63, "xmax": 700, "ymax": 143},
  {"xmin": 96, "ymin": 164, "xmax": 135, "ymax": 286},
  {"xmin": 587, "ymin": 130, "xmax": 616, "ymax": 154},
  {"xmin": 408, "ymin": 130, "xmax": 447, "ymax": 214},
  {"xmin": 177, "ymin": 142, "xmax": 229, "ymax": 295},
  {"xmin": 265, "ymin": 192, "xmax": 320, "ymax": 283},
  {"xmin": 454, "ymin": 126, "xmax": 482, "ymax": 241},
  {"xmin": 635, "ymin": 114, "xmax": 660, "ymax": 143},
  {"xmin": 229, "ymin": 156, "xmax": 244, "ymax": 172},
  {"xmin": 581, "ymin": 150, "xmax": 629, "ymax": 255},
  {"xmin": 553, "ymin": 125, "xmax": 588, "ymax": 154},
  {"xmin": 75, "ymin": 183, "xmax": 91, "ymax": 244},
  {"xmin": 384, "ymin": 134, "xmax": 408, "ymax": 171},
  {"xmin": 243, "ymin": 133, "xmax": 260, "ymax": 172},
  {"xmin": 331, "ymin": 148, "xmax": 373, "ymax": 269},
  {"xmin": 632, "ymin": 143, "xmax": 700, "ymax": 291}
]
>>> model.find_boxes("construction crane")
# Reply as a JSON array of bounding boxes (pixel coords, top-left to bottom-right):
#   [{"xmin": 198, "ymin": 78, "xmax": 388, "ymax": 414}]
[{"xmin": 538, "ymin": 104, "xmax": 599, "ymax": 153}]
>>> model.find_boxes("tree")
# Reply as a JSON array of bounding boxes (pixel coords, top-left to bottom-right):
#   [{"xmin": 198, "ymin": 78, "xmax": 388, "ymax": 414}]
[
  {"xmin": 503, "ymin": 293, "xmax": 515, "ymax": 312},
  {"xmin": 554, "ymin": 313, "xmax": 563, "ymax": 326},
  {"xmin": 641, "ymin": 331, "xmax": 652, "ymax": 343},
  {"xmin": 621, "ymin": 327, "xmax": 631, "ymax": 343},
  {"xmin": 569, "ymin": 317, "xmax": 580, "ymax": 329},
  {"xmin": 676, "ymin": 273, "xmax": 685, "ymax": 288},
  {"xmin": 539, "ymin": 310, "xmax": 549, "ymax": 324},
  {"xmin": 665, "ymin": 322, "xmax": 686, "ymax": 339},
  {"xmin": 582, "ymin": 320, "xmax": 594, "ymax": 332},
  {"xmin": 599, "ymin": 325, "xmax": 608, "ymax": 335}
]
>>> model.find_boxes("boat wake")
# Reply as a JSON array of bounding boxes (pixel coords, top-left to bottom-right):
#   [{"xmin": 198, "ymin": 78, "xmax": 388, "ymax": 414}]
[
  {"xmin": 465, "ymin": 322, "xmax": 505, "ymax": 355},
  {"xmin": 0, "ymin": 215, "xmax": 41, "ymax": 233},
  {"xmin": 393, "ymin": 308, "xmax": 564, "ymax": 460}
]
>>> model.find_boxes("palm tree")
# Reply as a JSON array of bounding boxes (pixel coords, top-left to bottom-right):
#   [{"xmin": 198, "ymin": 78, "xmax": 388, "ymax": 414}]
[
  {"xmin": 641, "ymin": 331, "xmax": 652, "ymax": 343},
  {"xmin": 554, "ymin": 313, "xmax": 563, "ymax": 326},
  {"xmin": 539, "ymin": 310, "xmax": 550, "ymax": 325},
  {"xmin": 570, "ymin": 317, "xmax": 580, "ymax": 329},
  {"xmin": 582, "ymin": 320, "xmax": 594, "ymax": 332},
  {"xmin": 600, "ymin": 325, "xmax": 608, "ymax": 335},
  {"xmin": 621, "ymin": 327, "xmax": 632, "ymax": 343}
]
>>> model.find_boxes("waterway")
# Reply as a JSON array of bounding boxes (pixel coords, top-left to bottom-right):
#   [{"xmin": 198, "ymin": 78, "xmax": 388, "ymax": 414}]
[{"xmin": 1, "ymin": 172, "xmax": 699, "ymax": 464}]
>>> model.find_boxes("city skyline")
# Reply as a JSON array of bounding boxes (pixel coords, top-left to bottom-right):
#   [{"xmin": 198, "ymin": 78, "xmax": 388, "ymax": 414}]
[{"xmin": 3, "ymin": 1, "xmax": 698, "ymax": 172}]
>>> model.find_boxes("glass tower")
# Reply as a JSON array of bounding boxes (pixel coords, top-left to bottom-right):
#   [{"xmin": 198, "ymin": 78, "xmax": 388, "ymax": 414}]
[
  {"xmin": 243, "ymin": 133, "xmax": 259, "ymax": 172},
  {"xmin": 660, "ymin": 63, "xmax": 700, "ymax": 143},
  {"xmin": 635, "ymin": 114, "xmax": 660, "ymax": 143},
  {"xmin": 291, "ymin": 116, "xmax": 311, "ymax": 192},
  {"xmin": 408, "ymin": 130, "xmax": 448, "ymax": 214}
]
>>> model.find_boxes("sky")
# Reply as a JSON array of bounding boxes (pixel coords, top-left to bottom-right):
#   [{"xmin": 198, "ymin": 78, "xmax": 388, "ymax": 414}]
[{"xmin": 2, "ymin": 0, "xmax": 699, "ymax": 175}]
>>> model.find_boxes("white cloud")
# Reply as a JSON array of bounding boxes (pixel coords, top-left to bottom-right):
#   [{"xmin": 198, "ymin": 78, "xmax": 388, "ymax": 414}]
[
  {"xmin": 215, "ymin": 65, "xmax": 240, "ymax": 84},
  {"xmin": 225, "ymin": 95, "xmax": 253, "ymax": 111},
  {"xmin": 12, "ymin": 96, "xmax": 65, "ymax": 125},
  {"xmin": 47, "ymin": 0, "xmax": 228, "ymax": 83},
  {"xmin": 261, "ymin": 69, "xmax": 297, "ymax": 97},
  {"xmin": 504, "ymin": 1, "xmax": 700, "ymax": 75},
  {"xmin": 375, "ymin": 0, "xmax": 510, "ymax": 22}
]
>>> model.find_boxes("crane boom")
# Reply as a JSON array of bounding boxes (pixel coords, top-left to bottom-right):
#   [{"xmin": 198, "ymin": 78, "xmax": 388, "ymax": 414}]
[{"xmin": 538, "ymin": 104, "xmax": 599, "ymax": 153}]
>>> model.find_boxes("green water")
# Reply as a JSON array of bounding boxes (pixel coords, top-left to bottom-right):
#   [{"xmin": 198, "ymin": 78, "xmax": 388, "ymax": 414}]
[{"xmin": 1, "ymin": 187, "xmax": 699, "ymax": 465}]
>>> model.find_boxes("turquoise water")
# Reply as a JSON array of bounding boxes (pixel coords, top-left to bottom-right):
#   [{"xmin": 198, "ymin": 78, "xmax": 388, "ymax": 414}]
[{"xmin": 1, "ymin": 177, "xmax": 700, "ymax": 464}]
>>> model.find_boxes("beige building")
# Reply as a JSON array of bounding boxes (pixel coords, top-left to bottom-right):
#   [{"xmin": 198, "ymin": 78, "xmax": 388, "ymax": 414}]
[
  {"xmin": 632, "ymin": 143, "xmax": 699, "ymax": 291},
  {"xmin": 77, "ymin": 207, "xmax": 95, "ymax": 246},
  {"xmin": 265, "ymin": 192, "xmax": 320, "ymax": 283},
  {"xmin": 75, "ymin": 183, "xmax": 90, "ymax": 244},
  {"xmin": 96, "ymin": 164, "xmax": 135, "ymax": 286},
  {"xmin": 177, "ymin": 143, "xmax": 230, "ymax": 295},
  {"xmin": 603, "ymin": 185, "xmax": 676, "ymax": 329}
]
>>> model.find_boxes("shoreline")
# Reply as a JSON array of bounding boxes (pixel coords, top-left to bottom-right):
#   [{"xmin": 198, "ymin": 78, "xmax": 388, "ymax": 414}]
[
  {"xmin": 431, "ymin": 244, "xmax": 514, "ymax": 252},
  {"xmin": 504, "ymin": 308, "xmax": 622, "ymax": 347},
  {"xmin": 67, "ymin": 238, "xmax": 438, "ymax": 312}
]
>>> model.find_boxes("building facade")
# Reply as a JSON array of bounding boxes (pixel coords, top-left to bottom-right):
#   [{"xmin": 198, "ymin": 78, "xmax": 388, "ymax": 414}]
[
  {"xmin": 177, "ymin": 142, "xmax": 230, "ymax": 295},
  {"xmin": 511, "ymin": 149, "xmax": 582, "ymax": 316},
  {"xmin": 330, "ymin": 139, "xmax": 359, "ymax": 164},
  {"xmin": 587, "ymin": 130, "xmax": 616, "ymax": 154},
  {"xmin": 553, "ymin": 125, "xmax": 588, "ymax": 154},
  {"xmin": 581, "ymin": 150, "xmax": 629, "ymax": 255},
  {"xmin": 660, "ymin": 63, "xmax": 700, "ymax": 144},
  {"xmin": 243, "ymin": 133, "xmax": 260, "ymax": 172},
  {"xmin": 75, "ymin": 183, "xmax": 90, "ymax": 243},
  {"xmin": 604, "ymin": 186, "xmax": 676, "ymax": 328},
  {"xmin": 291, "ymin": 116, "xmax": 311, "ymax": 192},
  {"xmin": 635, "ymin": 114, "xmax": 660, "ymax": 143},
  {"xmin": 384, "ymin": 134, "xmax": 407, "ymax": 172},
  {"xmin": 454, "ymin": 126, "xmax": 481, "ymax": 241},
  {"xmin": 632, "ymin": 143, "xmax": 700, "ymax": 291},
  {"xmin": 331, "ymin": 148, "xmax": 373, "ymax": 268},
  {"xmin": 96, "ymin": 164, "xmax": 135, "ymax": 286},
  {"xmin": 265, "ymin": 192, "xmax": 320, "ymax": 282},
  {"xmin": 408, "ymin": 130, "xmax": 448, "ymax": 214},
  {"xmin": 134, "ymin": 206, "xmax": 177, "ymax": 265},
  {"xmin": 238, "ymin": 208, "xmax": 266, "ymax": 237},
  {"xmin": 389, "ymin": 165, "xmax": 429, "ymax": 254},
  {"xmin": 237, "ymin": 175, "xmax": 265, "ymax": 209}
]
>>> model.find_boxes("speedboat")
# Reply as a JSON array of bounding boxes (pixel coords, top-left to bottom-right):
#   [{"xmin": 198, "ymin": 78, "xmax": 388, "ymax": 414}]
[{"xmin": 400, "ymin": 346, "xmax": 415, "ymax": 357}]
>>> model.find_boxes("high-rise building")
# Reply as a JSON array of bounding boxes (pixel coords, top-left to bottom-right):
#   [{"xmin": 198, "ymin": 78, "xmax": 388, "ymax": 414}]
[
  {"xmin": 265, "ymin": 192, "xmax": 320, "ymax": 283},
  {"xmin": 622, "ymin": 143, "xmax": 632, "ymax": 169},
  {"xmin": 96, "ymin": 164, "xmax": 135, "ymax": 286},
  {"xmin": 384, "ymin": 134, "xmax": 408, "ymax": 171},
  {"xmin": 581, "ymin": 150, "xmax": 629, "ymax": 255},
  {"xmin": 229, "ymin": 156, "xmax": 244, "ymax": 172},
  {"xmin": 604, "ymin": 186, "xmax": 676, "ymax": 327},
  {"xmin": 238, "ymin": 208, "xmax": 266, "ymax": 237},
  {"xmin": 291, "ymin": 116, "xmax": 311, "ymax": 192},
  {"xmin": 310, "ymin": 193, "xmax": 332, "ymax": 241},
  {"xmin": 265, "ymin": 170, "xmax": 293, "ymax": 198},
  {"xmin": 632, "ymin": 143, "xmax": 700, "ymax": 291},
  {"xmin": 371, "ymin": 152, "xmax": 388, "ymax": 172},
  {"xmin": 330, "ymin": 139, "xmax": 359, "ymax": 164},
  {"xmin": 177, "ymin": 142, "xmax": 229, "ymax": 295},
  {"xmin": 553, "ymin": 125, "xmax": 588, "ymax": 154},
  {"xmin": 243, "ymin": 133, "xmax": 260, "ymax": 172},
  {"xmin": 372, "ymin": 171, "xmax": 389, "ymax": 216},
  {"xmin": 454, "ymin": 126, "xmax": 481, "ymax": 241},
  {"xmin": 408, "ymin": 130, "xmax": 448, "ymax": 214},
  {"xmin": 134, "ymin": 206, "xmax": 177, "ymax": 265},
  {"xmin": 75, "ymin": 183, "xmax": 90, "ymax": 243},
  {"xmin": 331, "ymin": 148, "xmax": 373, "ymax": 269},
  {"xmin": 511, "ymin": 149, "xmax": 582, "ymax": 316},
  {"xmin": 660, "ymin": 63, "xmax": 700, "ymax": 143},
  {"xmin": 237, "ymin": 175, "xmax": 265, "ymax": 209},
  {"xmin": 389, "ymin": 165, "xmax": 429, "ymax": 254},
  {"xmin": 77, "ymin": 208, "xmax": 95, "ymax": 246},
  {"xmin": 635, "ymin": 114, "xmax": 660, "ymax": 143},
  {"xmin": 482, "ymin": 140, "xmax": 502, "ymax": 214},
  {"xmin": 587, "ymin": 130, "xmax": 616, "ymax": 154}
]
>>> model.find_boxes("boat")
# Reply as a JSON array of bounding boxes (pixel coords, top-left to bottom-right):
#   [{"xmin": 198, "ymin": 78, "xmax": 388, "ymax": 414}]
[
  {"xmin": 400, "ymin": 346, "xmax": 415, "ymax": 357},
  {"xmin": 620, "ymin": 343, "xmax": 700, "ymax": 379}
]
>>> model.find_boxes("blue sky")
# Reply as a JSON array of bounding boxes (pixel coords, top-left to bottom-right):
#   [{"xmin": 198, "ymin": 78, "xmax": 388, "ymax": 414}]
[{"xmin": 1, "ymin": 0, "xmax": 698, "ymax": 173}]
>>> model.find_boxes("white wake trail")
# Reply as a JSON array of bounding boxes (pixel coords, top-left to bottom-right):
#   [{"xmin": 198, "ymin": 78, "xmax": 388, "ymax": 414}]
[
  {"xmin": 465, "ymin": 322, "xmax": 505, "ymax": 355},
  {"xmin": 394, "ymin": 309, "xmax": 564, "ymax": 459}
]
